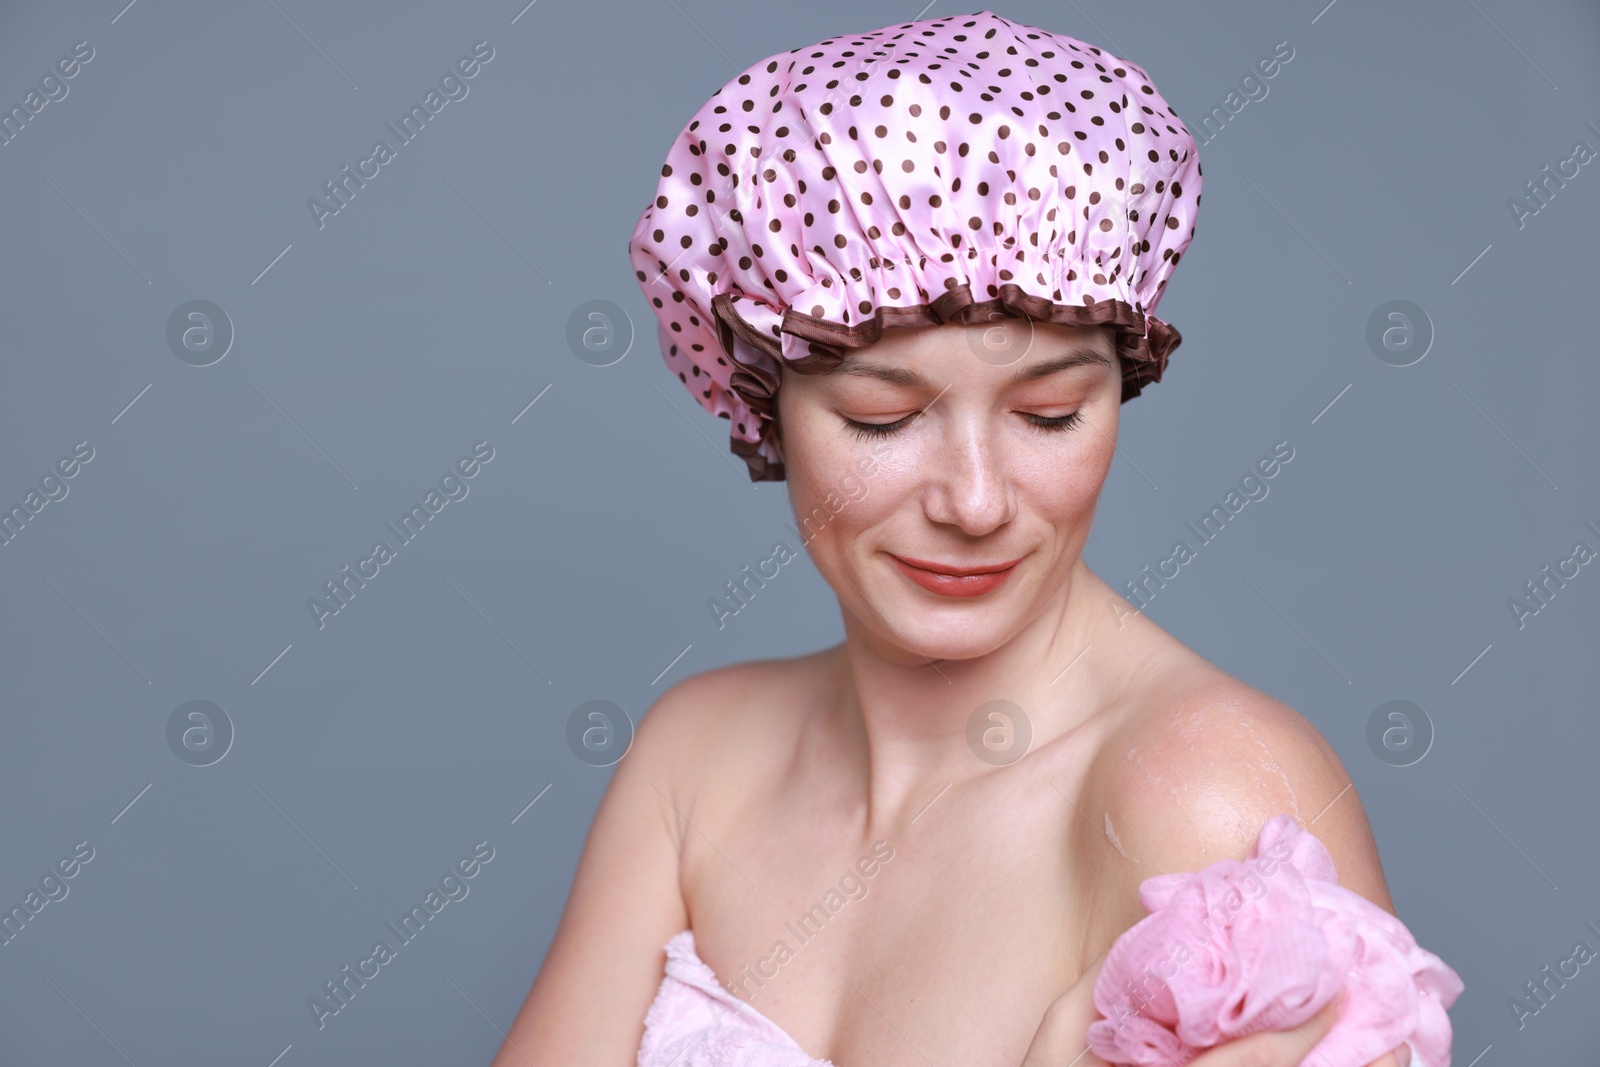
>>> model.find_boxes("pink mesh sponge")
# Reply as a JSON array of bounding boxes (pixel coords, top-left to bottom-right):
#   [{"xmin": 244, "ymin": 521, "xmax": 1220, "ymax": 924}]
[{"xmin": 1087, "ymin": 815, "xmax": 1463, "ymax": 1067}]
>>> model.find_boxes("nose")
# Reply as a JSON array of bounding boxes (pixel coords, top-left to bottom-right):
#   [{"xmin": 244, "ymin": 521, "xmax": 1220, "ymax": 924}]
[{"xmin": 922, "ymin": 412, "xmax": 1016, "ymax": 535}]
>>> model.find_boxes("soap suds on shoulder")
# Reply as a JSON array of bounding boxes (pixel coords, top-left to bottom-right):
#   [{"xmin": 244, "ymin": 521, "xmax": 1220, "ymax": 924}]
[{"xmin": 1104, "ymin": 811, "xmax": 1126, "ymax": 857}]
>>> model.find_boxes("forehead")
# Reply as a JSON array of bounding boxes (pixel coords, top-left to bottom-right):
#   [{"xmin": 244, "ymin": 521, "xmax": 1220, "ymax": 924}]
[{"xmin": 826, "ymin": 322, "xmax": 1118, "ymax": 385}]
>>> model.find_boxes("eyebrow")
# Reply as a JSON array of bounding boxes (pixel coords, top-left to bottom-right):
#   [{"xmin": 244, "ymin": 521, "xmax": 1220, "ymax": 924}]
[{"xmin": 828, "ymin": 345, "xmax": 1116, "ymax": 386}]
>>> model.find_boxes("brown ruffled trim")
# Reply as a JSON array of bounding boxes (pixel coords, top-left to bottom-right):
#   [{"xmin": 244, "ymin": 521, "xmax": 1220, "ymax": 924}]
[
  {"xmin": 710, "ymin": 284, "xmax": 1182, "ymax": 483},
  {"xmin": 711, "ymin": 292, "xmax": 787, "ymax": 481}
]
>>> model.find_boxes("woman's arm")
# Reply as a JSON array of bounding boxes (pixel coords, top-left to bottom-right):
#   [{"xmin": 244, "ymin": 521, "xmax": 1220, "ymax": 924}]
[
  {"xmin": 1042, "ymin": 685, "xmax": 1414, "ymax": 1067},
  {"xmin": 1093, "ymin": 687, "xmax": 1395, "ymax": 916},
  {"xmin": 487, "ymin": 676, "xmax": 714, "ymax": 1066}
]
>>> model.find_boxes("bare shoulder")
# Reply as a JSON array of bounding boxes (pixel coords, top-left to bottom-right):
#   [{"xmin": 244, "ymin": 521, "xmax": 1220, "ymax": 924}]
[
  {"xmin": 485, "ymin": 651, "xmax": 834, "ymax": 1064},
  {"xmin": 1088, "ymin": 652, "xmax": 1394, "ymax": 915},
  {"xmin": 638, "ymin": 647, "xmax": 834, "ymax": 806}
]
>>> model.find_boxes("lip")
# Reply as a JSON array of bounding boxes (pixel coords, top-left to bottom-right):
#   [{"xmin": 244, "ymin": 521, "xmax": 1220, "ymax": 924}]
[
  {"xmin": 891, "ymin": 554, "xmax": 1024, "ymax": 577},
  {"xmin": 889, "ymin": 553, "xmax": 1023, "ymax": 598}
]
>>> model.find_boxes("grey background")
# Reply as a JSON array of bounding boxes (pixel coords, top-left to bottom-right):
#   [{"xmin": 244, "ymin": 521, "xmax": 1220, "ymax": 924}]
[{"xmin": 0, "ymin": 0, "xmax": 1596, "ymax": 1063}]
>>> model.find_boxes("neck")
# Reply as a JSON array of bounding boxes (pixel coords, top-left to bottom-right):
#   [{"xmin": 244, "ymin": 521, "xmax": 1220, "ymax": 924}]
[{"xmin": 825, "ymin": 558, "xmax": 1150, "ymax": 836}]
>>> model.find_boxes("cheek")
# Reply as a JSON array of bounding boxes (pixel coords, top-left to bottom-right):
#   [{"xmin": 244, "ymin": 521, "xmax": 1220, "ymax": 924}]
[
  {"xmin": 1012, "ymin": 415, "xmax": 1118, "ymax": 515},
  {"xmin": 780, "ymin": 388, "xmax": 893, "ymax": 509},
  {"xmin": 777, "ymin": 415, "xmax": 868, "ymax": 537},
  {"xmin": 790, "ymin": 453, "xmax": 901, "ymax": 537},
  {"xmin": 1067, "ymin": 428, "xmax": 1116, "ymax": 501},
  {"xmin": 781, "ymin": 409, "xmax": 850, "ymax": 499}
]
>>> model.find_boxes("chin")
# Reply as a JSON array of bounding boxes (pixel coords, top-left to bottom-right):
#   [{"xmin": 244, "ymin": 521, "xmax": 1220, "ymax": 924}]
[
  {"xmin": 904, "ymin": 629, "xmax": 1017, "ymax": 664},
  {"xmin": 855, "ymin": 580, "xmax": 1033, "ymax": 663}
]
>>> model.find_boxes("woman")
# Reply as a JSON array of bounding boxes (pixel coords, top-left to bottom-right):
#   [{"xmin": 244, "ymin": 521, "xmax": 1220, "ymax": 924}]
[{"xmin": 493, "ymin": 10, "xmax": 1424, "ymax": 1066}]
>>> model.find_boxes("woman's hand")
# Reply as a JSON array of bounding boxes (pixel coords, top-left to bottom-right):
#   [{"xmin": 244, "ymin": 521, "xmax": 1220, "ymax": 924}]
[{"xmin": 1019, "ymin": 950, "xmax": 1412, "ymax": 1067}]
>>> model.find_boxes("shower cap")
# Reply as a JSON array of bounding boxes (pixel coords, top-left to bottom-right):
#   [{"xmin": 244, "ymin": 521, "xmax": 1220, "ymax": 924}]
[{"xmin": 628, "ymin": 8, "xmax": 1202, "ymax": 481}]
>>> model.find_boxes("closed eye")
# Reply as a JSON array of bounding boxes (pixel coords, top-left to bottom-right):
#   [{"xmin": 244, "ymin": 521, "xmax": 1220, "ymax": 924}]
[
  {"xmin": 842, "ymin": 410, "xmax": 1084, "ymax": 441},
  {"xmin": 1019, "ymin": 411, "xmax": 1085, "ymax": 433},
  {"xmin": 842, "ymin": 414, "xmax": 918, "ymax": 440}
]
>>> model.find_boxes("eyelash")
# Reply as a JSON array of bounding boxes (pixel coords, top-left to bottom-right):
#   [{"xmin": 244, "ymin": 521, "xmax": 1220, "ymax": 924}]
[{"xmin": 843, "ymin": 410, "xmax": 1085, "ymax": 440}]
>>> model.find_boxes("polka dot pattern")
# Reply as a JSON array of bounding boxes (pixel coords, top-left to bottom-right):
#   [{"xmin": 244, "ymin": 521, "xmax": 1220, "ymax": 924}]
[{"xmin": 628, "ymin": 8, "xmax": 1201, "ymax": 481}]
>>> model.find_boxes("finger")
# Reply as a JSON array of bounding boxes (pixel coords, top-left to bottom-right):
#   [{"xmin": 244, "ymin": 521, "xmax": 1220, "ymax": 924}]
[
  {"xmin": 1364, "ymin": 1045, "xmax": 1411, "ymax": 1067},
  {"xmin": 1188, "ymin": 992, "xmax": 1344, "ymax": 1067}
]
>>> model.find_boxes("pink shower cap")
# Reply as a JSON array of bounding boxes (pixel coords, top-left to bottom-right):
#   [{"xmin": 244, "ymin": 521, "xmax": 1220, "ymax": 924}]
[{"xmin": 628, "ymin": 8, "xmax": 1202, "ymax": 481}]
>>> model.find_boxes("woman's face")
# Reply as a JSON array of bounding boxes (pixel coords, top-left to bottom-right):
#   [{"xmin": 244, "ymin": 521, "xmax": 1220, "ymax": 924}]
[{"xmin": 775, "ymin": 320, "xmax": 1122, "ymax": 661}]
